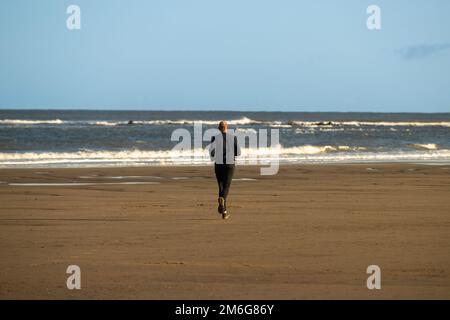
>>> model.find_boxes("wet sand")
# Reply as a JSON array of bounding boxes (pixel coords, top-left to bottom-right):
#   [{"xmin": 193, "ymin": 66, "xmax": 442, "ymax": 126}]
[{"xmin": 0, "ymin": 164, "xmax": 449, "ymax": 299}]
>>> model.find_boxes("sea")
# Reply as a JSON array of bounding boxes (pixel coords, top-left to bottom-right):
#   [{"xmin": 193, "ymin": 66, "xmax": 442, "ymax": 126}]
[{"xmin": 1, "ymin": 110, "xmax": 450, "ymax": 168}]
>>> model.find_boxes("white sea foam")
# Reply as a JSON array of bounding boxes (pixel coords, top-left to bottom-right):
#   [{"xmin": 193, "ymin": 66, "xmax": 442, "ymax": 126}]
[
  {"xmin": 236, "ymin": 128, "xmax": 258, "ymax": 134},
  {"xmin": 0, "ymin": 145, "xmax": 449, "ymax": 168},
  {"xmin": 0, "ymin": 117, "xmax": 262, "ymax": 126},
  {"xmin": 130, "ymin": 117, "xmax": 259, "ymax": 126},
  {"xmin": 342, "ymin": 121, "xmax": 450, "ymax": 127},
  {"xmin": 407, "ymin": 143, "xmax": 439, "ymax": 150},
  {"xmin": 92, "ymin": 121, "xmax": 120, "ymax": 126},
  {"xmin": 290, "ymin": 120, "xmax": 450, "ymax": 128},
  {"xmin": 2, "ymin": 117, "xmax": 450, "ymax": 128},
  {"xmin": 0, "ymin": 119, "xmax": 64, "ymax": 125}
]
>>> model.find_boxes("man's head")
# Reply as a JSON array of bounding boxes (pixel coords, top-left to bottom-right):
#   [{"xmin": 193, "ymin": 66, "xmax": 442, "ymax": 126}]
[{"xmin": 218, "ymin": 121, "xmax": 228, "ymax": 133}]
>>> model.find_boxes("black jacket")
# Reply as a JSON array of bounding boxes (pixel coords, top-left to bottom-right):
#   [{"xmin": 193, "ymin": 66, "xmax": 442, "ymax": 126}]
[{"xmin": 210, "ymin": 132, "xmax": 241, "ymax": 165}]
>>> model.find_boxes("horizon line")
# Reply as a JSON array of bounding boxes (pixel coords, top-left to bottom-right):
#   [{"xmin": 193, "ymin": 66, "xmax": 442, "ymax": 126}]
[{"xmin": 0, "ymin": 108, "xmax": 449, "ymax": 114}]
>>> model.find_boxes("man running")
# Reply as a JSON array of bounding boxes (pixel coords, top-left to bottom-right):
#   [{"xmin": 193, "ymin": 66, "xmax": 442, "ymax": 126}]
[{"xmin": 210, "ymin": 121, "xmax": 241, "ymax": 219}]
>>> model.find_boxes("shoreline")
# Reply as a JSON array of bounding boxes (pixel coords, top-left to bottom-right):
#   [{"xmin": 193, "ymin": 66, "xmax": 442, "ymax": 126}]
[{"xmin": 1, "ymin": 159, "xmax": 450, "ymax": 170}]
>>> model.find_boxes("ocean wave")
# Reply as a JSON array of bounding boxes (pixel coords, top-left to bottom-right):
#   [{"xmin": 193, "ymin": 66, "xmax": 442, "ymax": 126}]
[
  {"xmin": 2, "ymin": 117, "xmax": 450, "ymax": 128},
  {"xmin": 289, "ymin": 121, "xmax": 450, "ymax": 128},
  {"xmin": 274, "ymin": 145, "xmax": 363, "ymax": 155},
  {"xmin": 0, "ymin": 145, "xmax": 364, "ymax": 161},
  {"xmin": 236, "ymin": 128, "xmax": 258, "ymax": 134},
  {"xmin": 407, "ymin": 143, "xmax": 439, "ymax": 150},
  {"xmin": 99, "ymin": 117, "xmax": 259, "ymax": 126},
  {"xmin": 1, "ymin": 146, "xmax": 449, "ymax": 168},
  {"xmin": 0, "ymin": 119, "xmax": 65, "ymax": 125},
  {"xmin": 92, "ymin": 121, "xmax": 120, "ymax": 126},
  {"xmin": 343, "ymin": 121, "xmax": 450, "ymax": 127},
  {"xmin": 0, "ymin": 117, "xmax": 259, "ymax": 126}
]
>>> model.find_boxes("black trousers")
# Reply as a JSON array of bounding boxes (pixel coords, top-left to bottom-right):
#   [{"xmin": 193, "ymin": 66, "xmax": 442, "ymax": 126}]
[{"xmin": 214, "ymin": 164, "xmax": 235, "ymax": 199}]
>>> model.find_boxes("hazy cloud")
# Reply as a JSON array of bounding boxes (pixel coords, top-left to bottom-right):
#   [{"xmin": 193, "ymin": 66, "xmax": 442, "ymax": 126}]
[{"xmin": 398, "ymin": 43, "xmax": 450, "ymax": 60}]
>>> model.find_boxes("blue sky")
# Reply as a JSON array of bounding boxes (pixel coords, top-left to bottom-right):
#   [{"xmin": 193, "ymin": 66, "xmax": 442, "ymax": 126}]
[{"xmin": 0, "ymin": 0, "xmax": 449, "ymax": 112}]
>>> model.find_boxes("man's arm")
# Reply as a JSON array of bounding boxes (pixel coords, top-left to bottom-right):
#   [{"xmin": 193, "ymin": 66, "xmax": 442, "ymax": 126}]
[
  {"xmin": 234, "ymin": 135, "xmax": 241, "ymax": 156},
  {"xmin": 210, "ymin": 136, "xmax": 215, "ymax": 158}
]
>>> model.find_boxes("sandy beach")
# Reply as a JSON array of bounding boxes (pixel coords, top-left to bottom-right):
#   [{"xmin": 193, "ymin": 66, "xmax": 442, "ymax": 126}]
[{"xmin": 0, "ymin": 164, "xmax": 449, "ymax": 299}]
